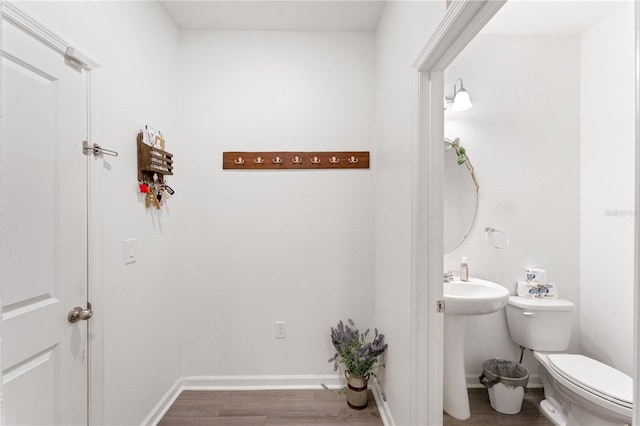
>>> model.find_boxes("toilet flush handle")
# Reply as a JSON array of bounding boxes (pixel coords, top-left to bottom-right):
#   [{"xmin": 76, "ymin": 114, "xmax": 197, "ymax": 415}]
[{"xmin": 522, "ymin": 311, "xmax": 535, "ymax": 317}]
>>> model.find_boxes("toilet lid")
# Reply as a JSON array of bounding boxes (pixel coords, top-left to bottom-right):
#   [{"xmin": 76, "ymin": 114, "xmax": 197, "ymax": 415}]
[
  {"xmin": 507, "ymin": 296, "xmax": 574, "ymax": 311},
  {"xmin": 548, "ymin": 354, "xmax": 633, "ymax": 408}
]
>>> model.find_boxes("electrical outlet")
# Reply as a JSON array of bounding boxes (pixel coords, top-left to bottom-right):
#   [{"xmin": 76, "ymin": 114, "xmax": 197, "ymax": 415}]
[{"xmin": 275, "ymin": 321, "xmax": 286, "ymax": 339}]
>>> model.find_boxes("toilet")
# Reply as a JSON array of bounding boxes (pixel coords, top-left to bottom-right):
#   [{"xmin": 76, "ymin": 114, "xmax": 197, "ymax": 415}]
[{"xmin": 506, "ymin": 296, "xmax": 633, "ymax": 426}]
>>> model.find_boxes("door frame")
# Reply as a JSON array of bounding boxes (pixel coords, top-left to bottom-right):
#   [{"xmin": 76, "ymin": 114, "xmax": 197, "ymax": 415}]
[
  {"xmin": 410, "ymin": 1, "xmax": 507, "ymax": 423},
  {"xmin": 412, "ymin": 0, "xmax": 640, "ymax": 424},
  {"xmin": 0, "ymin": 2, "xmax": 104, "ymax": 424},
  {"xmin": 409, "ymin": 1, "xmax": 502, "ymax": 424},
  {"xmin": 634, "ymin": 2, "xmax": 640, "ymax": 425}
]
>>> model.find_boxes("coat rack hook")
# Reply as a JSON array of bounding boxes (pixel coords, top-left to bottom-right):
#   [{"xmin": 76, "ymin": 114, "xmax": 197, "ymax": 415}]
[
  {"xmin": 292, "ymin": 156, "xmax": 303, "ymax": 164},
  {"xmin": 311, "ymin": 156, "xmax": 321, "ymax": 165},
  {"xmin": 348, "ymin": 156, "xmax": 358, "ymax": 164},
  {"xmin": 272, "ymin": 156, "xmax": 283, "ymax": 165},
  {"xmin": 254, "ymin": 156, "xmax": 264, "ymax": 165},
  {"xmin": 234, "ymin": 157, "xmax": 245, "ymax": 165},
  {"xmin": 329, "ymin": 156, "xmax": 340, "ymax": 164}
]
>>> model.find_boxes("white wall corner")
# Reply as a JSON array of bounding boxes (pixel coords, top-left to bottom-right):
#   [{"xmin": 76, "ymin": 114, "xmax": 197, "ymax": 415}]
[
  {"xmin": 371, "ymin": 380, "xmax": 395, "ymax": 426},
  {"xmin": 141, "ymin": 375, "xmax": 395, "ymax": 426},
  {"xmin": 140, "ymin": 377, "xmax": 183, "ymax": 426}
]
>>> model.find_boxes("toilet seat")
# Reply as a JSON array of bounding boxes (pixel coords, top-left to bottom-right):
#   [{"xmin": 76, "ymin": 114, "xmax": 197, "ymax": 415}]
[{"xmin": 547, "ymin": 354, "xmax": 632, "ymax": 409}]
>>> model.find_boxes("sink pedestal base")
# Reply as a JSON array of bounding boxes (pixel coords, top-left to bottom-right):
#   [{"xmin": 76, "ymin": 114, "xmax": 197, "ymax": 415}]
[
  {"xmin": 442, "ymin": 277, "xmax": 509, "ymax": 419},
  {"xmin": 443, "ymin": 314, "xmax": 470, "ymax": 420}
]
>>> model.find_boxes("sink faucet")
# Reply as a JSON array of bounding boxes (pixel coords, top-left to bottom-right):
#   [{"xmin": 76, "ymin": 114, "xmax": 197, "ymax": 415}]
[{"xmin": 444, "ymin": 270, "xmax": 457, "ymax": 282}]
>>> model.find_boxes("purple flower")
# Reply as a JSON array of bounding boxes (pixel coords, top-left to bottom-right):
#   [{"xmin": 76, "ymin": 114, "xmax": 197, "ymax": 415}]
[{"xmin": 327, "ymin": 319, "xmax": 388, "ymax": 377}]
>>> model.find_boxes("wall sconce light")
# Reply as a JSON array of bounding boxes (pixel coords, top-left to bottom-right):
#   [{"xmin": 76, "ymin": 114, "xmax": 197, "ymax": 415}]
[{"xmin": 445, "ymin": 78, "xmax": 473, "ymax": 111}]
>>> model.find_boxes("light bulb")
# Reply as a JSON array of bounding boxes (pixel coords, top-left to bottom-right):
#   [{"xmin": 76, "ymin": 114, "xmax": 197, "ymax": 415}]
[{"xmin": 452, "ymin": 89, "xmax": 472, "ymax": 111}]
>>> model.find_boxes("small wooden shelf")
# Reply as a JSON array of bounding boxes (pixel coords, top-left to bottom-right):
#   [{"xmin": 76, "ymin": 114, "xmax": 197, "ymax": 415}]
[
  {"xmin": 223, "ymin": 151, "xmax": 369, "ymax": 170},
  {"xmin": 137, "ymin": 132, "xmax": 174, "ymax": 182}
]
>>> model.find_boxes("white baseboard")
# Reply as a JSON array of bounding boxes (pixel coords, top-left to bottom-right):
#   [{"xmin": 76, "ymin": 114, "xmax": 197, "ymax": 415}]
[
  {"xmin": 142, "ymin": 374, "xmax": 394, "ymax": 426},
  {"xmin": 370, "ymin": 381, "xmax": 395, "ymax": 426},
  {"xmin": 181, "ymin": 374, "xmax": 342, "ymax": 390},
  {"xmin": 466, "ymin": 372, "xmax": 543, "ymax": 388},
  {"xmin": 140, "ymin": 377, "xmax": 184, "ymax": 426}
]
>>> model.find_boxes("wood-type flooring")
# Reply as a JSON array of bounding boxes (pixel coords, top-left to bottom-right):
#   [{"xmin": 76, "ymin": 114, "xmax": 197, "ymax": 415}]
[
  {"xmin": 444, "ymin": 388, "xmax": 553, "ymax": 426},
  {"xmin": 159, "ymin": 387, "xmax": 552, "ymax": 425},
  {"xmin": 158, "ymin": 389, "xmax": 384, "ymax": 426}
]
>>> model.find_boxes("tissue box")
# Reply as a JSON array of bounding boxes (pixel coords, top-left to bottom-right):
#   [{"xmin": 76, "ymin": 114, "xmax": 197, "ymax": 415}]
[
  {"xmin": 538, "ymin": 282, "xmax": 557, "ymax": 298},
  {"xmin": 525, "ymin": 268, "xmax": 548, "ymax": 285},
  {"xmin": 517, "ymin": 281, "xmax": 558, "ymax": 298},
  {"xmin": 517, "ymin": 281, "xmax": 538, "ymax": 298}
]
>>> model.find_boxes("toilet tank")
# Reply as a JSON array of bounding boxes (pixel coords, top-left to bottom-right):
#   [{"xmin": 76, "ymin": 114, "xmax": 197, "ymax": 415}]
[{"xmin": 506, "ymin": 296, "xmax": 574, "ymax": 351}]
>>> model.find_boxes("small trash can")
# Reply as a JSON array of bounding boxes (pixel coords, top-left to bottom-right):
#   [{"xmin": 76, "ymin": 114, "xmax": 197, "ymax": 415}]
[{"xmin": 479, "ymin": 358, "xmax": 529, "ymax": 414}]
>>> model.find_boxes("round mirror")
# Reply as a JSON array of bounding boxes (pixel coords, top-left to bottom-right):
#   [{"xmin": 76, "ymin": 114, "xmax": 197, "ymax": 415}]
[{"xmin": 444, "ymin": 141, "xmax": 478, "ymax": 253}]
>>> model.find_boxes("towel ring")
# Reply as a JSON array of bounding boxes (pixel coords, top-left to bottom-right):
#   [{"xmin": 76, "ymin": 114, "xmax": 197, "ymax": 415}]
[{"xmin": 485, "ymin": 226, "xmax": 509, "ymax": 249}]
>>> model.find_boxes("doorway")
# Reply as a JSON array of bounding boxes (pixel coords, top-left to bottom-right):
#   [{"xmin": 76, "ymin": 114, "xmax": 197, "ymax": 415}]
[{"xmin": 413, "ymin": 0, "xmax": 639, "ymax": 424}]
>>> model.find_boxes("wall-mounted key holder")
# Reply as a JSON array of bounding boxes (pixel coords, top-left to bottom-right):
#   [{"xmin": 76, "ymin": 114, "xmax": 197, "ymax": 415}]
[
  {"xmin": 137, "ymin": 131, "xmax": 175, "ymax": 209},
  {"xmin": 137, "ymin": 132, "xmax": 174, "ymax": 181},
  {"xmin": 222, "ymin": 151, "xmax": 370, "ymax": 170}
]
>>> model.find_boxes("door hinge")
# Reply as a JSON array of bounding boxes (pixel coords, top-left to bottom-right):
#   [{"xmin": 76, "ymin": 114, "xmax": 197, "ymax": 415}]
[
  {"xmin": 437, "ymin": 300, "xmax": 445, "ymax": 313},
  {"xmin": 83, "ymin": 141, "xmax": 118, "ymax": 157}
]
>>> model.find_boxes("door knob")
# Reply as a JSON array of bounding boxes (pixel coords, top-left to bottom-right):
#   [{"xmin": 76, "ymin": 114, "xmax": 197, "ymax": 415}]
[{"xmin": 68, "ymin": 304, "xmax": 93, "ymax": 323}]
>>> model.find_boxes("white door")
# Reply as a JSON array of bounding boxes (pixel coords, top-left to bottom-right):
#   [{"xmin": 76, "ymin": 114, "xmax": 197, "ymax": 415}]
[{"xmin": 1, "ymin": 14, "xmax": 90, "ymax": 426}]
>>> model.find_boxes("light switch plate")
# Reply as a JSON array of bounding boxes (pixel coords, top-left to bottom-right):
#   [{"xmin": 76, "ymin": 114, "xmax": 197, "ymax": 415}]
[{"xmin": 124, "ymin": 238, "xmax": 137, "ymax": 264}]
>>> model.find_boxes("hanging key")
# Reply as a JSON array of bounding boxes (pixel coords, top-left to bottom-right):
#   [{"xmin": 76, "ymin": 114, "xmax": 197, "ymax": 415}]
[
  {"xmin": 145, "ymin": 191, "xmax": 155, "ymax": 208},
  {"xmin": 152, "ymin": 186, "xmax": 161, "ymax": 210}
]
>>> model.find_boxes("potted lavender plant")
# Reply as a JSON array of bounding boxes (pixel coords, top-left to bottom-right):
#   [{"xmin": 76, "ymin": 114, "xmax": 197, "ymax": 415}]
[{"xmin": 327, "ymin": 319, "xmax": 388, "ymax": 409}]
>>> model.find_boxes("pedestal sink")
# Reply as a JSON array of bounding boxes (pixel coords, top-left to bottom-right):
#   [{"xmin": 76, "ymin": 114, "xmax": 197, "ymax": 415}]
[{"xmin": 443, "ymin": 277, "xmax": 509, "ymax": 420}]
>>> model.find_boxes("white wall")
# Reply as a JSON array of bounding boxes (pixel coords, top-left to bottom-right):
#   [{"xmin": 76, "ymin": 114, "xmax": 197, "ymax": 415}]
[
  {"xmin": 12, "ymin": 3, "xmax": 444, "ymax": 423},
  {"xmin": 374, "ymin": 2, "xmax": 446, "ymax": 423},
  {"xmin": 19, "ymin": 2, "xmax": 629, "ymax": 424},
  {"xmin": 444, "ymin": 34, "xmax": 582, "ymax": 376},
  {"xmin": 176, "ymin": 31, "xmax": 376, "ymax": 376},
  {"xmin": 580, "ymin": 2, "xmax": 635, "ymax": 376},
  {"xmin": 14, "ymin": 2, "xmax": 182, "ymax": 424}
]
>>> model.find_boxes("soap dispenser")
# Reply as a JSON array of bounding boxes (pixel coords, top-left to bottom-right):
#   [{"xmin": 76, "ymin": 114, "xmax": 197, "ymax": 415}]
[{"xmin": 460, "ymin": 257, "xmax": 469, "ymax": 282}]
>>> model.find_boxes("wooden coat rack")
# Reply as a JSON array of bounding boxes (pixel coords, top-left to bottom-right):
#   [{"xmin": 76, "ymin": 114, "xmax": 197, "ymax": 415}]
[{"xmin": 223, "ymin": 151, "xmax": 369, "ymax": 170}]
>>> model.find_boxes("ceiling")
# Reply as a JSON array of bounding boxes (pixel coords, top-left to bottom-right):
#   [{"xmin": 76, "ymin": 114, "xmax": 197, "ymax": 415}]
[
  {"xmin": 159, "ymin": 1, "xmax": 629, "ymax": 34},
  {"xmin": 481, "ymin": 0, "xmax": 628, "ymax": 35},
  {"xmin": 159, "ymin": 1, "xmax": 386, "ymax": 32}
]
